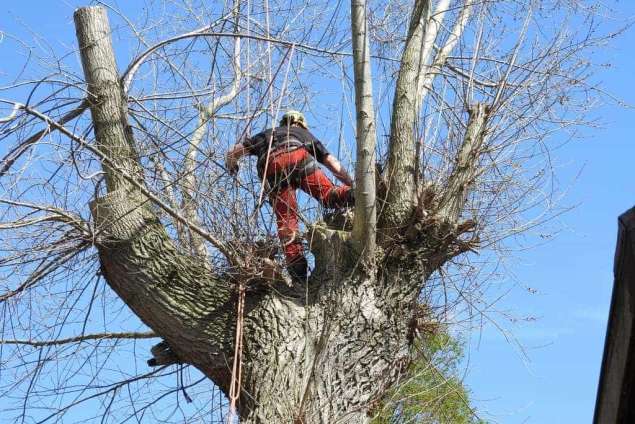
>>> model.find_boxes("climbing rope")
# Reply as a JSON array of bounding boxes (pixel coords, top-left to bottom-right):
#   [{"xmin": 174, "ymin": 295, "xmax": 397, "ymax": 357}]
[{"xmin": 227, "ymin": 282, "xmax": 246, "ymax": 423}]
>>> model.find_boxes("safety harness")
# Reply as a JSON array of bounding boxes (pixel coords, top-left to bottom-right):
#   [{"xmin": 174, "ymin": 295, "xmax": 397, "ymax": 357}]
[{"xmin": 259, "ymin": 136, "xmax": 319, "ymax": 190}]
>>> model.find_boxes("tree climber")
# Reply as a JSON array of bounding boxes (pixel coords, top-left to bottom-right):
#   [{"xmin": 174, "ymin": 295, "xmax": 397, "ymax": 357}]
[{"xmin": 225, "ymin": 110, "xmax": 354, "ymax": 281}]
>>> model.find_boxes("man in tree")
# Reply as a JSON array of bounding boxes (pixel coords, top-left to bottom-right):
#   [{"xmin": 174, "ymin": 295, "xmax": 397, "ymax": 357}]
[
  {"xmin": 225, "ymin": 110, "xmax": 354, "ymax": 280},
  {"xmin": 1, "ymin": 1, "xmax": 614, "ymax": 420}
]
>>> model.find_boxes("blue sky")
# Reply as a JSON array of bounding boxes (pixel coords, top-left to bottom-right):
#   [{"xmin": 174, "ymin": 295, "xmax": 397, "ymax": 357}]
[
  {"xmin": 2, "ymin": 1, "xmax": 635, "ymax": 423},
  {"xmin": 464, "ymin": 4, "xmax": 635, "ymax": 422}
]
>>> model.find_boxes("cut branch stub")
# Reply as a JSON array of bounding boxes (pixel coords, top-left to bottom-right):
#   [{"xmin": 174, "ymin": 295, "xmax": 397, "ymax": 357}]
[{"xmin": 74, "ymin": 7, "xmax": 142, "ymax": 193}]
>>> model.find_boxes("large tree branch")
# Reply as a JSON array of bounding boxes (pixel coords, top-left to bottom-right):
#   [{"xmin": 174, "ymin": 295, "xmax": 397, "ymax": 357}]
[
  {"xmin": 75, "ymin": 9, "xmax": 143, "ymax": 193},
  {"xmin": 71, "ymin": 7, "xmax": 256, "ymax": 396},
  {"xmin": 350, "ymin": 0, "xmax": 377, "ymax": 260},
  {"xmin": 382, "ymin": 0, "xmax": 431, "ymax": 229},
  {"xmin": 416, "ymin": 0, "xmax": 451, "ymax": 98},
  {"xmin": 437, "ymin": 103, "xmax": 489, "ymax": 222}
]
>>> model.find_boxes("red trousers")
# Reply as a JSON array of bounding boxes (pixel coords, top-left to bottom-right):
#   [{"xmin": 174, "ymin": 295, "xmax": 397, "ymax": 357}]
[{"xmin": 265, "ymin": 148, "xmax": 352, "ymax": 268}]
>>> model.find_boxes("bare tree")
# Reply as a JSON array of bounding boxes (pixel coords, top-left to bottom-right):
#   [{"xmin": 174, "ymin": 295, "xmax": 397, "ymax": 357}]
[{"xmin": 0, "ymin": 0, "xmax": 621, "ymax": 422}]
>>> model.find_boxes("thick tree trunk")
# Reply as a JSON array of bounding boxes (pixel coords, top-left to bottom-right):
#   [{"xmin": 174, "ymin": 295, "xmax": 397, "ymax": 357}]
[
  {"xmin": 239, "ymin": 230, "xmax": 424, "ymax": 422},
  {"xmin": 75, "ymin": 6, "xmax": 440, "ymax": 423}
]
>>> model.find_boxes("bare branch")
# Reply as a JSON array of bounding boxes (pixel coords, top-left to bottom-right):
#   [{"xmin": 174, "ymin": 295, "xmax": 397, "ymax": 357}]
[
  {"xmin": 491, "ymin": 4, "xmax": 533, "ymax": 108},
  {"xmin": 0, "ymin": 102, "xmax": 20, "ymax": 123},
  {"xmin": 0, "ymin": 241, "xmax": 89, "ymax": 302},
  {"xmin": 416, "ymin": 0, "xmax": 451, "ymax": 100},
  {"xmin": 0, "ymin": 198, "xmax": 91, "ymax": 234},
  {"xmin": 17, "ymin": 102, "xmax": 240, "ymax": 264},
  {"xmin": 1, "ymin": 331, "xmax": 157, "ymax": 347},
  {"xmin": 0, "ymin": 98, "xmax": 88, "ymax": 178},
  {"xmin": 122, "ymin": 30, "xmax": 372, "ymax": 93},
  {"xmin": 417, "ymin": 0, "xmax": 475, "ymax": 106}
]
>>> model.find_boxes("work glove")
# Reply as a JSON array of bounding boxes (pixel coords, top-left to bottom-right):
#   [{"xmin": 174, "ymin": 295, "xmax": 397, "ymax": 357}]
[
  {"xmin": 225, "ymin": 153, "xmax": 239, "ymax": 176},
  {"xmin": 228, "ymin": 163, "xmax": 239, "ymax": 177}
]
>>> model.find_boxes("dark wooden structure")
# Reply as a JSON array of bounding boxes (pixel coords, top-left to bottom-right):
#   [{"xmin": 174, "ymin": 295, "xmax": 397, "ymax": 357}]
[{"xmin": 594, "ymin": 206, "xmax": 635, "ymax": 423}]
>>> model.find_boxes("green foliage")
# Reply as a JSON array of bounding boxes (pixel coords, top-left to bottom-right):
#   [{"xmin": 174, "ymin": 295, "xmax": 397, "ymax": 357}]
[{"xmin": 371, "ymin": 330, "xmax": 486, "ymax": 424}]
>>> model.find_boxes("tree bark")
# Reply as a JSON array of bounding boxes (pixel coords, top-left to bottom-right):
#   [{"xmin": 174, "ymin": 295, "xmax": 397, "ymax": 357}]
[
  {"xmin": 350, "ymin": 0, "xmax": 377, "ymax": 261},
  {"xmin": 75, "ymin": 6, "xmax": 238, "ymax": 389},
  {"xmin": 382, "ymin": 0, "xmax": 431, "ymax": 229},
  {"xmin": 74, "ymin": 7, "xmax": 141, "ymax": 193},
  {"xmin": 239, "ymin": 229, "xmax": 426, "ymax": 423}
]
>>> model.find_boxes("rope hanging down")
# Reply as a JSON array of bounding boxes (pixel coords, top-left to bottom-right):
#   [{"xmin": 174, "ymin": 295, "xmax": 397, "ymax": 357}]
[
  {"xmin": 227, "ymin": 282, "xmax": 245, "ymax": 423},
  {"xmin": 227, "ymin": 1, "xmax": 250, "ymax": 419}
]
